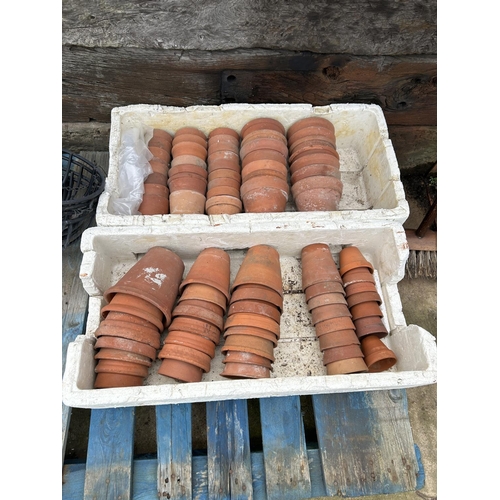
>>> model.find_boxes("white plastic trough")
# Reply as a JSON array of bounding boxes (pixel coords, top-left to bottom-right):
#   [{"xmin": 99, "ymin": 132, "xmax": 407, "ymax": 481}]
[
  {"xmin": 62, "ymin": 221, "xmax": 437, "ymax": 409},
  {"xmin": 96, "ymin": 103, "xmax": 409, "ymax": 227}
]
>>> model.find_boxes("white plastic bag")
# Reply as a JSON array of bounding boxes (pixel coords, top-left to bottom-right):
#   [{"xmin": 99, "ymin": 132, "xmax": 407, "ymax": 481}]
[{"xmin": 109, "ymin": 126, "xmax": 154, "ymax": 215}]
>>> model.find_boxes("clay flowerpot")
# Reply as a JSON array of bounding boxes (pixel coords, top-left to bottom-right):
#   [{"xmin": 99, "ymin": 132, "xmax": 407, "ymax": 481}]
[
  {"xmin": 301, "ymin": 243, "xmax": 342, "ymax": 290},
  {"xmin": 338, "ymin": 246, "xmax": 374, "ymax": 276},
  {"xmin": 307, "ymin": 292, "xmax": 348, "ymax": 312},
  {"xmin": 353, "ymin": 316, "xmax": 388, "ymax": 339},
  {"xmin": 349, "ymin": 301, "xmax": 383, "ymax": 320},
  {"xmin": 158, "ymin": 343, "xmax": 212, "ymax": 372},
  {"xmin": 341, "ymin": 268, "xmax": 376, "ymax": 287},
  {"xmin": 241, "ymin": 118, "xmax": 286, "ymax": 138},
  {"xmin": 207, "ymin": 177, "xmax": 241, "ymax": 192},
  {"xmin": 288, "ymin": 126, "xmax": 337, "ymax": 150},
  {"xmin": 149, "ymin": 159, "xmax": 169, "ymax": 176},
  {"xmin": 207, "ymin": 150, "xmax": 240, "ymax": 166},
  {"xmin": 180, "ymin": 248, "xmax": 231, "ymax": 302},
  {"xmin": 344, "ymin": 281, "xmax": 378, "ymax": 296},
  {"xmin": 157, "ymin": 358, "xmax": 204, "ymax": 383},
  {"xmin": 205, "ymin": 195, "xmax": 242, "ymax": 215},
  {"xmin": 242, "ymin": 128, "xmax": 287, "ymax": 146},
  {"xmin": 224, "ymin": 312, "xmax": 280, "ymax": 338},
  {"xmin": 209, "ymin": 127, "xmax": 240, "ymax": 141},
  {"xmin": 318, "ymin": 329, "xmax": 360, "ymax": 351},
  {"xmin": 221, "ymin": 334, "xmax": 275, "ymax": 361},
  {"xmin": 310, "ymin": 303, "xmax": 352, "ymax": 325},
  {"xmin": 101, "ymin": 292, "xmax": 165, "ymax": 332},
  {"xmin": 230, "ymin": 284, "xmax": 284, "ymax": 312},
  {"xmin": 304, "ymin": 281, "xmax": 345, "ymax": 301},
  {"xmin": 94, "ymin": 372, "xmax": 145, "ymax": 389},
  {"xmin": 322, "ymin": 344, "xmax": 364, "ymax": 365},
  {"xmin": 172, "ymin": 303, "xmax": 224, "ymax": 330},
  {"xmin": 231, "ymin": 245, "xmax": 283, "ymax": 297},
  {"xmin": 103, "ymin": 247, "xmax": 184, "ymax": 328},
  {"xmin": 95, "ymin": 318, "xmax": 161, "ymax": 349},
  {"xmin": 241, "ymin": 159, "xmax": 288, "ymax": 183},
  {"xmin": 175, "ymin": 127, "xmax": 207, "ymax": 140},
  {"xmin": 163, "ymin": 330, "xmax": 216, "ymax": 358},
  {"xmin": 224, "ymin": 325, "xmax": 279, "ymax": 347},
  {"xmin": 289, "ymin": 143, "xmax": 339, "ymax": 164},
  {"xmin": 206, "ymin": 186, "xmax": 241, "ymax": 199},
  {"xmin": 228, "ymin": 298, "xmax": 281, "ymax": 324},
  {"xmin": 143, "ymin": 182, "xmax": 170, "ymax": 198},
  {"xmin": 325, "ymin": 357, "xmax": 368, "ymax": 375},
  {"xmin": 145, "ymin": 172, "xmax": 168, "ymax": 186},
  {"xmin": 178, "ymin": 282, "xmax": 228, "ymax": 310},
  {"xmin": 208, "ymin": 139, "xmax": 239, "ymax": 156},
  {"xmin": 289, "ymin": 152, "xmax": 340, "ymax": 174},
  {"xmin": 314, "ymin": 316, "xmax": 356, "ymax": 336},
  {"xmin": 360, "ymin": 334, "xmax": 397, "ymax": 372},
  {"xmin": 168, "ymin": 175, "xmax": 207, "ymax": 195},
  {"xmin": 139, "ymin": 193, "xmax": 169, "ymax": 215},
  {"xmin": 169, "ymin": 164, "xmax": 208, "ymax": 180},
  {"xmin": 94, "ymin": 358, "xmax": 150, "ymax": 378},
  {"xmin": 292, "ymin": 176, "xmax": 343, "ymax": 212},
  {"xmin": 240, "ymin": 174, "xmax": 289, "ymax": 199},
  {"xmin": 94, "ymin": 335, "xmax": 157, "ymax": 361},
  {"xmin": 241, "ymin": 185, "xmax": 289, "ymax": 213},
  {"xmin": 169, "ymin": 190, "xmax": 206, "ymax": 214},
  {"xmin": 221, "ymin": 361, "xmax": 271, "ymax": 379},
  {"xmin": 223, "ymin": 350, "xmax": 273, "ymax": 369},
  {"xmin": 286, "ymin": 117, "xmax": 335, "ymax": 141},
  {"xmin": 176, "ymin": 298, "xmax": 224, "ymax": 318},
  {"xmin": 169, "ymin": 316, "xmax": 221, "ymax": 345},
  {"xmin": 170, "ymin": 154, "xmax": 207, "ymax": 169},
  {"xmin": 171, "ymin": 140, "xmax": 207, "ymax": 160},
  {"xmin": 241, "ymin": 149, "xmax": 288, "ymax": 168},
  {"xmin": 172, "ymin": 133, "xmax": 208, "ymax": 149},
  {"xmin": 346, "ymin": 291, "xmax": 382, "ymax": 308},
  {"xmin": 149, "ymin": 146, "xmax": 171, "ymax": 163},
  {"xmin": 290, "ymin": 164, "xmax": 340, "ymax": 185},
  {"xmin": 95, "ymin": 347, "xmax": 153, "ymax": 367},
  {"xmin": 207, "ymin": 158, "xmax": 241, "ymax": 173},
  {"xmin": 148, "ymin": 129, "xmax": 173, "ymax": 150}
]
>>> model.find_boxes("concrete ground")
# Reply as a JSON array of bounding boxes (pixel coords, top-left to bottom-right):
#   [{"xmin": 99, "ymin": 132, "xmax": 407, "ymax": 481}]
[{"xmin": 63, "ymin": 170, "xmax": 437, "ymax": 499}]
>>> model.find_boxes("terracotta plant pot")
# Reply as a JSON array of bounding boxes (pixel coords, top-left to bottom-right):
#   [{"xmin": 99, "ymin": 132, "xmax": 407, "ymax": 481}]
[
  {"xmin": 314, "ymin": 316, "xmax": 356, "ymax": 336},
  {"xmin": 206, "ymin": 186, "xmax": 241, "ymax": 199},
  {"xmin": 241, "ymin": 186, "xmax": 289, "ymax": 213},
  {"xmin": 241, "ymin": 118, "xmax": 286, "ymax": 138},
  {"xmin": 208, "ymin": 140, "xmax": 239, "ymax": 156},
  {"xmin": 169, "ymin": 164, "xmax": 208, "ymax": 180},
  {"xmin": 168, "ymin": 176, "xmax": 207, "ymax": 195},
  {"xmin": 346, "ymin": 291, "xmax": 382, "ymax": 308},
  {"xmin": 289, "ymin": 144, "xmax": 339, "ymax": 164},
  {"xmin": 207, "ymin": 177, "xmax": 241, "ymax": 192},
  {"xmin": 145, "ymin": 172, "xmax": 169, "ymax": 186},
  {"xmin": 157, "ymin": 357, "xmax": 204, "ymax": 383},
  {"xmin": 241, "ymin": 159, "xmax": 288, "ymax": 183},
  {"xmin": 344, "ymin": 281, "xmax": 378, "ymax": 296},
  {"xmin": 325, "ymin": 357, "xmax": 368, "ymax": 375},
  {"xmin": 342, "ymin": 268, "xmax": 376, "ymax": 287},
  {"xmin": 103, "ymin": 247, "xmax": 184, "ymax": 328},
  {"xmin": 221, "ymin": 334, "xmax": 275, "ymax": 361},
  {"xmin": 158, "ymin": 343, "xmax": 212, "ymax": 372},
  {"xmin": 94, "ymin": 359, "xmax": 149, "ymax": 378},
  {"xmin": 176, "ymin": 298, "xmax": 224, "ymax": 318},
  {"xmin": 221, "ymin": 361, "xmax": 271, "ymax": 379},
  {"xmin": 138, "ymin": 193, "xmax": 169, "ymax": 215},
  {"xmin": 143, "ymin": 182, "xmax": 170, "ymax": 198},
  {"xmin": 209, "ymin": 127, "xmax": 240, "ymax": 141},
  {"xmin": 353, "ymin": 316, "xmax": 389, "ymax": 339},
  {"xmin": 163, "ymin": 330, "xmax": 216, "ymax": 358},
  {"xmin": 307, "ymin": 292, "xmax": 348, "ymax": 312},
  {"xmin": 223, "ymin": 350, "xmax": 273, "ymax": 369},
  {"xmin": 148, "ymin": 129, "xmax": 173, "ymax": 151},
  {"xmin": 171, "ymin": 140, "xmax": 207, "ymax": 159},
  {"xmin": 301, "ymin": 243, "xmax": 342, "ymax": 290},
  {"xmin": 94, "ymin": 335, "xmax": 157, "ymax": 361},
  {"xmin": 178, "ymin": 282, "xmax": 228, "ymax": 310},
  {"xmin": 242, "ymin": 128, "xmax": 287, "ymax": 147},
  {"xmin": 172, "ymin": 303, "xmax": 224, "ymax": 330},
  {"xmin": 169, "ymin": 190, "xmax": 206, "ymax": 214},
  {"xmin": 207, "ymin": 159, "xmax": 241, "ymax": 173},
  {"xmin": 224, "ymin": 313, "xmax": 280, "ymax": 338},
  {"xmin": 310, "ymin": 303, "xmax": 352, "ymax": 325},
  {"xmin": 180, "ymin": 248, "xmax": 231, "ymax": 302},
  {"xmin": 231, "ymin": 245, "xmax": 283, "ymax": 297},
  {"xmin": 95, "ymin": 319, "xmax": 161, "ymax": 349},
  {"xmin": 208, "ymin": 168, "xmax": 241, "ymax": 184},
  {"xmin": 228, "ymin": 298, "xmax": 281, "ymax": 324},
  {"xmin": 175, "ymin": 127, "xmax": 207, "ymax": 140},
  {"xmin": 338, "ymin": 246, "xmax": 374, "ymax": 276},
  {"xmin": 318, "ymin": 329, "xmax": 360, "ymax": 351},
  {"xmin": 288, "ymin": 126, "xmax": 337, "ymax": 150},
  {"xmin": 230, "ymin": 284, "xmax": 284, "ymax": 312},
  {"xmin": 207, "ymin": 150, "xmax": 240, "ymax": 166},
  {"xmin": 205, "ymin": 195, "xmax": 243, "ymax": 215},
  {"xmin": 170, "ymin": 154, "xmax": 207, "ymax": 169},
  {"xmin": 94, "ymin": 372, "xmax": 145, "ymax": 389},
  {"xmin": 294, "ymin": 187, "xmax": 342, "ymax": 212},
  {"xmin": 290, "ymin": 164, "xmax": 340, "ymax": 185},
  {"xmin": 322, "ymin": 343, "xmax": 364, "ymax": 365},
  {"xmin": 95, "ymin": 347, "xmax": 153, "ymax": 367},
  {"xmin": 224, "ymin": 325, "xmax": 278, "ymax": 347},
  {"xmin": 349, "ymin": 301, "xmax": 383, "ymax": 320},
  {"xmin": 172, "ymin": 133, "xmax": 208, "ymax": 149},
  {"xmin": 241, "ymin": 148, "xmax": 288, "ymax": 168},
  {"xmin": 304, "ymin": 281, "xmax": 345, "ymax": 301},
  {"xmin": 149, "ymin": 159, "xmax": 169, "ymax": 176},
  {"xmin": 360, "ymin": 334, "xmax": 397, "ymax": 372},
  {"xmin": 169, "ymin": 316, "xmax": 221, "ymax": 345},
  {"xmin": 289, "ymin": 153, "xmax": 340, "ymax": 174},
  {"xmin": 286, "ymin": 117, "xmax": 335, "ymax": 141}
]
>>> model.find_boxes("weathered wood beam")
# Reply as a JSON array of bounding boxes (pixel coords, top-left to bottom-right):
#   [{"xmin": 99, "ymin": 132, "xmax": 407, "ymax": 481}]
[{"xmin": 62, "ymin": 0, "xmax": 436, "ymax": 56}]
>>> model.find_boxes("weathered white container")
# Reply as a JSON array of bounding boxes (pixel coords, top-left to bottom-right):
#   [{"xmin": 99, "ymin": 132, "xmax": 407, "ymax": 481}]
[
  {"xmin": 62, "ymin": 222, "xmax": 436, "ymax": 409},
  {"xmin": 96, "ymin": 103, "xmax": 409, "ymax": 227}
]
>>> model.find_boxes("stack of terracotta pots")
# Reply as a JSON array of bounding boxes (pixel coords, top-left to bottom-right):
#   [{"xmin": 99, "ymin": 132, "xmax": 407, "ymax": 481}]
[
  {"xmin": 157, "ymin": 248, "xmax": 231, "ymax": 382},
  {"xmin": 301, "ymin": 243, "xmax": 368, "ymax": 375},
  {"xmin": 239, "ymin": 118, "xmax": 290, "ymax": 213},
  {"xmin": 287, "ymin": 117, "xmax": 343, "ymax": 211},
  {"xmin": 168, "ymin": 127, "xmax": 208, "ymax": 214},
  {"xmin": 205, "ymin": 127, "xmax": 243, "ymax": 215},
  {"xmin": 220, "ymin": 244, "xmax": 283, "ymax": 378},
  {"xmin": 94, "ymin": 247, "xmax": 185, "ymax": 388},
  {"xmin": 338, "ymin": 245, "xmax": 397, "ymax": 372},
  {"xmin": 139, "ymin": 129, "xmax": 173, "ymax": 215}
]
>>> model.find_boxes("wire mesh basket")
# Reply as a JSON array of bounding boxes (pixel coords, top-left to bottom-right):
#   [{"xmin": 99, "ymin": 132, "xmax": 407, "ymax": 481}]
[{"xmin": 62, "ymin": 150, "xmax": 106, "ymax": 248}]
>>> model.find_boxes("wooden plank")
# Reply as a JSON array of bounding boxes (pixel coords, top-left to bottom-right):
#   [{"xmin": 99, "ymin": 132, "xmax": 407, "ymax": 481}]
[
  {"xmin": 83, "ymin": 407, "xmax": 136, "ymax": 500},
  {"xmin": 156, "ymin": 404, "xmax": 193, "ymax": 499},
  {"xmin": 62, "ymin": 46, "xmax": 436, "ymax": 127},
  {"xmin": 312, "ymin": 389, "xmax": 419, "ymax": 497},
  {"xmin": 206, "ymin": 399, "xmax": 253, "ymax": 499},
  {"xmin": 258, "ymin": 396, "xmax": 311, "ymax": 500},
  {"xmin": 62, "ymin": 0, "xmax": 436, "ymax": 56}
]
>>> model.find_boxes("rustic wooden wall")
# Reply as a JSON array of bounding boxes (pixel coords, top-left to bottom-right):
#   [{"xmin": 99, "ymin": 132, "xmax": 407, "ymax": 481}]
[{"xmin": 62, "ymin": 0, "xmax": 437, "ymax": 173}]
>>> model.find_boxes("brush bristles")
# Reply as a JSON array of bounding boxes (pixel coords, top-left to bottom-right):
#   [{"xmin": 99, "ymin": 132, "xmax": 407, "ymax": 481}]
[{"xmin": 405, "ymin": 250, "xmax": 437, "ymax": 279}]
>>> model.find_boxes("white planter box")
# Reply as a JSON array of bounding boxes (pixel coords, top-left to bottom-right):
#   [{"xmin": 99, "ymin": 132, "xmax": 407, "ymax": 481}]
[
  {"xmin": 96, "ymin": 103, "xmax": 409, "ymax": 227},
  {"xmin": 62, "ymin": 222, "xmax": 437, "ymax": 409}
]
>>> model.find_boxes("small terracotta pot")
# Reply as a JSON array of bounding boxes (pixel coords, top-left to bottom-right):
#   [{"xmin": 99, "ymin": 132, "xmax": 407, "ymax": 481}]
[
  {"xmin": 241, "ymin": 160, "xmax": 288, "ymax": 183},
  {"xmin": 290, "ymin": 164, "xmax": 340, "ymax": 185},
  {"xmin": 230, "ymin": 284, "xmax": 284, "ymax": 312},
  {"xmin": 94, "ymin": 335, "xmax": 157, "ymax": 360},
  {"xmin": 158, "ymin": 343, "xmax": 212, "ymax": 372},
  {"xmin": 176, "ymin": 298, "xmax": 224, "ymax": 317},
  {"xmin": 304, "ymin": 281, "xmax": 345, "ymax": 301},
  {"xmin": 206, "ymin": 186, "xmax": 241, "ymax": 199},
  {"xmin": 149, "ymin": 129, "xmax": 173, "ymax": 149},
  {"xmin": 94, "ymin": 372, "xmax": 145, "ymax": 388},
  {"xmin": 172, "ymin": 303, "xmax": 224, "ymax": 330},
  {"xmin": 178, "ymin": 282, "xmax": 228, "ymax": 310},
  {"xmin": 318, "ymin": 329, "xmax": 360, "ymax": 351},
  {"xmin": 207, "ymin": 177, "xmax": 242, "ymax": 191},
  {"xmin": 310, "ymin": 303, "xmax": 352, "ymax": 325},
  {"xmin": 168, "ymin": 176, "xmax": 207, "ymax": 195},
  {"xmin": 292, "ymin": 175, "xmax": 342, "ymax": 197},
  {"xmin": 143, "ymin": 183, "xmax": 170, "ymax": 198},
  {"xmin": 322, "ymin": 344, "xmax": 364, "ymax": 365},
  {"xmin": 221, "ymin": 334, "xmax": 275, "ymax": 361},
  {"xmin": 221, "ymin": 361, "xmax": 271, "ymax": 379},
  {"xmin": 286, "ymin": 117, "xmax": 335, "ymax": 140},
  {"xmin": 157, "ymin": 357, "xmax": 204, "ymax": 383},
  {"xmin": 325, "ymin": 357, "xmax": 368, "ymax": 375},
  {"xmin": 169, "ymin": 190, "xmax": 206, "ymax": 214},
  {"xmin": 174, "ymin": 127, "xmax": 207, "ymax": 140},
  {"xmin": 241, "ymin": 148, "xmax": 288, "ymax": 168},
  {"xmin": 139, "ymin": 193, "xmax": 169, "ymax": 215},
  {"xmin": 360, "ymin": 335, "xmax": 397, "ymax": 372},
  {"xmin": 103, "ymin": 247, "xmax": 184, "ymax": 328},
  {"xmin": 180, "ymin": 248, "xmax": 231, "ymax": 301},
  {"xmin": 241, "ymin": 186, "xmax": 289, "ymax": 213},
  {"xmin": 349, "ymin": 301, "xmax": 383, "ymax": 320},
  {"xmin": 169, "ymin": 164, "xmax": 208, "ymax": 180},
  {"xmin": 288, "ymin": 126, "xmax": 336, "ymax": 149},
  {"xmin": 208, "ymin": 140, "xmax": 239, "ymax": 156},
  {"xmin": 307, "ymin": 292, "xmax": 347, "ymax": 312},
  {"xmin": 95, "ymin": 347, "xmax": 153, "ymax": 367},
  {"xmin": 241, "ymin": 118, "xmax": 286, "ymax": 138},
  {"xmin": 145, "ymin": 172, "xmax": 168, "ymax": 187},
  {"xmin": 289, "ymin": 144, "xmax": 339, "ymax": 164},
  {"xmin": 205, "ymin": 195, "xmax": 243, "ymax": 215},
  {"xmin": 289, "ymin": 152, "xmax": 340, "ymax": 174},
  {"xmin": 224, "ymin": 325, "xmax": 278, "ymax": 347},
  {"xmin": 240, "ymin": 174, "xmax": 289, "ymax": 197},
  {"xmin": 207, "ymin": 159, "xmax": 241, "ymax": 173},
  {"xmin": 172, "ymin": 133, "xmax": 207, "ymax": 149},
  {"xmin": 95, "ymin": 319, "xmax": 161, "ymax": 349},
  {"xmin": 224, "ymin": 313, "xmax": 280, "ymax": 338},
  {"xmin": 95, "ymin": 358, "xmax": 149, "ymax": 378},
  {"xmin": 223, "ymin": 350, "xmax": 273, "ymax": 369},
  {"xmin": 314, "ymin": 316, "xmax": 356, "ymax": 336},
  {"xmin": 149, "ymin": 159, "xmax": 169, "ymax": 176},
  {"xmin": 341, "ymin": 268, "xmax": 376, "ymax": 287},
  {"xmin": 241, "ymin": 128, "xmax": 287, "ymax": 146},
  {"xmin": 353, "ymin": 316, "xmax": 389, "ymax": 339},
  {"xmin": 346, "ymin": 291, "xmax": 382, "ymax": 308},
  {"xmin": 231, "ymin": 245, "xmax": 283, "ymax": 296},
  {"xmin": 344, "ymin": 281, "xmax": 378, "ymax": 296},
  {"xmin": 228, "ymin": 298, "xmax": 281, "ymax": 324},
  {"xmin": 240, "ymin": 138, "xmax": 288, "ymax": 162},
  {"xmin": 301, "ymin": 243, "xmax": 342, "ymax": 290},
  {"xmin": 207, "ymin": 150, "xmax": 240, "ymax": 165},
  {"xmin": 294, "ymin": 188, "xmax": 342, "ymax": 212},
  {"xmin": 169, "ymin": 316, "xmax": 221, "ymax": 345},
  {"xmin": 170, "ymin": 154, "xmax": 207, "ymax": 169},
  {"xmin": 338, "ymin": 246, "xmax": 374, "ymax": 276},
  {"xmin": 209, "ymin": 127, "xmax": 240, "ymax": 141},
  {"xmin": 163, "ymin": 330, "xmax": 216, "ymax": 358}
]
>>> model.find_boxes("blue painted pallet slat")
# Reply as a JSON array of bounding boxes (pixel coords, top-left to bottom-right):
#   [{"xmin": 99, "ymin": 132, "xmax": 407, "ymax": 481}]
[
  {"xmin": 206, "ymin": 399, "xmax": 253, "ymax": 500},
  {"xmin": 156, "ymin": 404, "xmax": 193, "ymax": 499},
  {"xmin": 258, "ymin": 396, "xmax": 312, "ymax": 500},
  {"xmin": 312, "ymin": 389, "xmax": 419, "ymax": 497},
  {"xmin": 83, "ymin": 407, "xmax": 136, "ymax": 500}
]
